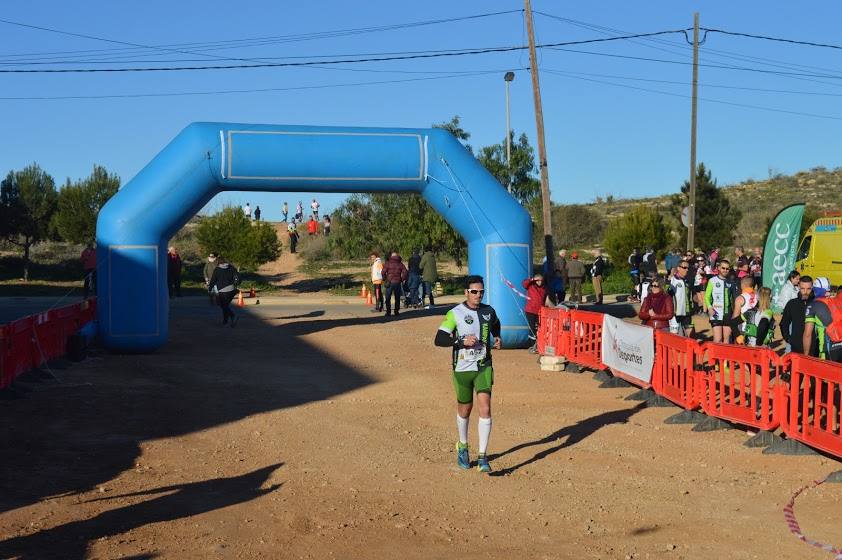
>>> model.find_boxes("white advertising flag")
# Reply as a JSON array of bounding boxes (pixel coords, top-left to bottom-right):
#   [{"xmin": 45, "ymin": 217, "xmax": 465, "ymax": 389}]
[{"xmin": 600, "ymin": 315, "xmax": 655, "ymax": 385}]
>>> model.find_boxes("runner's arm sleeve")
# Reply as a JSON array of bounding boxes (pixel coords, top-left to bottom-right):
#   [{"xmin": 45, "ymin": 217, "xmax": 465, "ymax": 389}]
[
  {"xmin": 704, "ymin": 281, "xmax": 713, "ymax": 309},
  {"xmin": 435, "ymin": 310, "xmax": 459, "ymax": 347},
  {"xmin": 490, "ymin": 310, "xmax": 501, "ymax": 339}
]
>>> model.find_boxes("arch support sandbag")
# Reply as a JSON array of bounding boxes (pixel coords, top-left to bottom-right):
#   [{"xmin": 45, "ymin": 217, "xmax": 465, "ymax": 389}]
[{"xmin": 96, "ymin": 123, "xmax": 532, "ymax": 351}]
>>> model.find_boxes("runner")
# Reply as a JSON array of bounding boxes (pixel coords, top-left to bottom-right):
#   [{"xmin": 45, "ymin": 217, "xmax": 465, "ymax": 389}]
[
  {"xmin": 704, "ymin": 259, "xmax": 736, "ymax": 343},
  {"xmin": 803, "ymin": 288, "xmax": 842, "ymax": 362},
  {"xmin": 434, "ymin": 276, "xmax": 502, "ymax": 473},
  {"xmin": 668, "ymin": 259, "xmax": 694, "ymax": 336}
]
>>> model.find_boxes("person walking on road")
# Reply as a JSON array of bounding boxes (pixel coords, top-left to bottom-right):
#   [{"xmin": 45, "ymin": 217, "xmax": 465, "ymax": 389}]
[
  {"xmin": 310, "ymin": 198, "xmax": 320, "ymax": 220},
  {"xmin": 565, "ymin": 251, "xmax": 586, "ymax": 304},
  {"xmin": 590, "ymin": 249, "xmax": 607, "ymax": 305},
  {"xmin": 287, "ymin": 222, "xmax": 299, "ymax": 253},
  {"xmin": 406, "ymin": 249, "xmax": 422, "ymax": 308},
  {"xmin": 419, "ymin": 245, "xmax": 438, "ymax": 309},
  {"xmin": 382, "ymin": 251, "xmax": 408, "ymax": 317},
  {"xmin": 434, "ymin": 275, "xmax": 502, "ymax": 474},
  {"xmin": 307, "ymin": 216, "xmax": 319, "ymax": 236},
  {"xmin": 282, "ymin": 201, "xmax": 289, "ymax": 222},
  {"xmin": 370, "ymin": 251, "xmax": 385, "ymax": 312},
  {"xmin": 208, "ymin": 257, "xmax": 240, "ymax": 328},
  {"xmin": 203, "ymin": 252, "xmax": 218, "ymax": 306},
  {"xmin": 523, "ymin": 273, "xmax": 548, "ymax": 353},
  {"xmin": 322, "ymin": 215, "xmax": 331, "ymax": 236},
  {"xmin": 295, "ymin": 201, "xmax": 304, "ymax": 223},
  {"xmin": 81, "ymin": 242, "xmax": 97, "ymax": 299},
  {"xmin": 167, "ymin": 246, "xmax": 183, "ymax": 298}
]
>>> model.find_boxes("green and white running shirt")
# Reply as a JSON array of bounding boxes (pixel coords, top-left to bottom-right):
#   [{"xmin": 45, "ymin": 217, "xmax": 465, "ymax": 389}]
[{"xmin": 439, "ymin": 302, "xmax": 500, "ymax": 372}]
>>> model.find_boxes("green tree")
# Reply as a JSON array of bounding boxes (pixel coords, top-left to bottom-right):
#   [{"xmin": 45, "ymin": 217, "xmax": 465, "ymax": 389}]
[
  {"xmin": 603, "ymin": 205, "xmax": 671, "ymax": 264},
  {"xmin": 195, "ymin": 206, "xmax": 280, "ymax": 270},
  {"xmin": 671, "ymin": 163, "xmax": 742, "ymax": 250},
  {"xmin": 53, "ymin": 165, "xmax": 120, "ymax": 244},
  {"xmin": 477, "ymin": 131, "xmax": 541, "ymax": 206},
  {"xmin": 0, "ymin": 163, "xmax": 58, "ymax": 281},
  {"xmin": 433, "ymin": 115, "xmax": 472, "ymax": 154},
  {"xmin": 551, "ymin": 204, "xmax": 605, "ymax": 249}
]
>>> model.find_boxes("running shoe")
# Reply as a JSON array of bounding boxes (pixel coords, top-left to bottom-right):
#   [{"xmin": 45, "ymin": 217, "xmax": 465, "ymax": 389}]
[
  {"xmin": 476, "ymin": 453, "xmax": 491, "ymax": 473},
  {"xmin": 456, "ymin": 442, "xmax": 470, "ymax": 470}
]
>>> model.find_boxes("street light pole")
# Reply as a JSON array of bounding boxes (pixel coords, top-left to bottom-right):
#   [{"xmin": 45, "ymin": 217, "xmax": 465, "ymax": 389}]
[{"xmin": 504, "ymin": 71, "xmax": 515, "ymax": 194}]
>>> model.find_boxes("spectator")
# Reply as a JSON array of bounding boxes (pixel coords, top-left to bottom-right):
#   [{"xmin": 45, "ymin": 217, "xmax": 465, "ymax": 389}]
[
  {"xmin": 803, "ymin": 287, "xmax": 842, "ymax": 362},
  {"xmin": 638, "ymin": 276, "xmax": 674, "ymax": 330},
  {"xmin": 780, "ymin": 276, "xmax": 814, "ymax": 354},
  {"xmin": 774, "ymin": 270, "xmax": 801, "ymax": 310},
  {"xmin": 731, "ymin": 276, "xmax": 757, "ymax": 324},
  {"xmin": 370, "ymin": 251, "xmax": 385, "ymax": 312},
  {"xmin": 207, "ymin": 256, "xmax": 240, "ymax": 328},
  {"xmin": 310, "ymin": 198, "xmax": 320, "ymax": 219},
  {"xmin": 243, "ymin": 203, "xmax": 252, "ymax": 219},
  {"xmin": 522, "ymin": 273, "xmax": 548, "ymax": 353},
  {"xmin": 323, "ymin": 215, "xmax": 331, "ymax": 236},
  {"xmin": 382, "ymin": 251, "xmax": 408, "ymax": 317},
  {"xmin": 665, "ymin": 248, "xmax": 680, "ymax": 276},
  {"xmin": 749, "ymin": 247, "xmax": 763, "ymax": 287},
  {"xmin": 704, "ymin": 259, "xmax": 735, "ymax": 344},
  {"xmin": 167, "ymin": 246, "xmax": 182, "ymax": 298},
  {"xmin": 731, "ymin": 287, "xmax": 775, "ymax": 347},
  {"xmin": 406, "ymin": 249, "xmax": 422, "ymax": 308},
  {"xmin": 419, "ymin": 245, "xmax": 438, "ymax": 309},
  {"xmin": 565, "ymin": 251, "xmax": 586, "ymax": 303},
  {"xmin": 80, "ymin": 242, "xmax": 97, "ymax": 299},
  {"xmin": 708, "ymin": 247, "xmax": 720, "ymax": 268},
  {"xmin": 541, "ymin": 256, "xmax": 561, "ymax": 305},
  {"xmin": 203, "ymin": 252, "xmax": 218, "ymax": 306},
  {"xmin": 590, "ymin": 249, "xmax": 606, "ymax": 305},
  {"xmin": 253, "ymin": 206, "xmax": 261, "ymax": 222},
  {"xmin": 669, "ymin": 259, "xmax": 694, "ymax": 336},
  {"xmin": 282, "ymin": 201, "xmax": 289, "ymax": 222},
  {"xmin": 814, "ymin": 276, "xmax": 830, "ymax": 298},
  {"xmin": 734, "ymin": 246, "xmax": 748, "ymax": 269},
  {"xmin": 628, "ymin": 248, "xmax": 642, "ymax": 302},
  {"xmin": 307, "ymin": 216, "xmax": 319, "ymax": 236},
  {"xmin": 287, "ymin": 222, "xmax": 299, "ymax": 253},
  {"xmin": 295, "ymin": 201, "xmax": 304, "ymax": 223},
  {"xmin": 556, "ymin": 249, "xmax": 569, "ymax": 302},
  {"xmin": 641, "ymin": 246, "xmax": 658, "ymax": 277}
]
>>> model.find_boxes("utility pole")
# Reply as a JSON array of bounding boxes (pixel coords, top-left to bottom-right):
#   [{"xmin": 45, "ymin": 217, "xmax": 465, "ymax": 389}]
[
  {"xmin": 504, "ymin": 71, "xmax": 515, "ymax": 194},
  {"xmin": 687, "ymin": 12, "xmax": 700, "ymax": 252},
  {"xmin": 524, "ymin": 0, "xmax": 554, "ymax": 273}
]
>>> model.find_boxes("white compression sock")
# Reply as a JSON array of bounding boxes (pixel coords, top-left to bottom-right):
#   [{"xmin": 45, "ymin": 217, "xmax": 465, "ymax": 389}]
[
  {"xmin": 478, "ymin": 417, "xmax": 492, "ymax": 454},
  {"xmin": 456, "ymin": 415, "xmax": 469, "ymax": 445}
]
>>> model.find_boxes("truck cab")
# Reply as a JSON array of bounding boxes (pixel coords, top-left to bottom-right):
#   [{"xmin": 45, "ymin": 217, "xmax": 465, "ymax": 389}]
[{"xmin": 795, "ymin": 215, "xmax": 842, "ymax": 286}]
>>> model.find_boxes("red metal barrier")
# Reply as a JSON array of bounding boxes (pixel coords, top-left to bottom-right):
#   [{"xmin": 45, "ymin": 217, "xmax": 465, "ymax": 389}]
[
  {"xmin": 652, "ymin": 330, "xmax": 703, "ymax": 410},
  {"xmin": 567, "ymin": 310, "xmax": 605, "ymax": 371},
  {"xmin": 31, "ymin": 311, "xmax": 61, "ymax": 367},
  {"xmin": 537, "ymin": 307, "xmax": 570, "ymax": 357},
  {"xmin": 699, "ymin": 342, "xmax": 782, "ymax": 431},
  {"xmin": 780, "ymin": 354, "xmax": 842, "ymax": 459},
  {"xmin": 1, "ymin": 316, "xmax": 35, "ymax": 388}
]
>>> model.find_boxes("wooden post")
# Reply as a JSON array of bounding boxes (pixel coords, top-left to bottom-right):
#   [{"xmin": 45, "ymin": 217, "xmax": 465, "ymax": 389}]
[{"xmin": 687, "ymin": 12, "xmax": 700, "ymax": 251}]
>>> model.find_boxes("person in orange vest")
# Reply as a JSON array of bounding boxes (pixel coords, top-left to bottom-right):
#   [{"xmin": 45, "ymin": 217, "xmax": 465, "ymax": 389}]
[
  {"xmin": 80, "ymin": 242, "xmax": 97, "ymax": 299},
  {"xmin": 803, "ymin": 288, "xmax": 842, "ymax": 362},
  {"xmin": 307, "ymin": 216, "xmax": 319, "ymax": 236}
]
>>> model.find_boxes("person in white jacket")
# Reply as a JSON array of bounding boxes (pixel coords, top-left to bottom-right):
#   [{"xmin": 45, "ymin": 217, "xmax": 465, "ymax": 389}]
[{"xmin": 774, "ymin": 270, "xmax": 800, "ymax": 310}]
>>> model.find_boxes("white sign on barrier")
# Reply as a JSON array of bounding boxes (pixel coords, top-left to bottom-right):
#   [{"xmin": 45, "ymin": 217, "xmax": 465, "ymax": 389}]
[{"xmin": 601, "ymin": 315, "xmax": 655, "ymax": 384}]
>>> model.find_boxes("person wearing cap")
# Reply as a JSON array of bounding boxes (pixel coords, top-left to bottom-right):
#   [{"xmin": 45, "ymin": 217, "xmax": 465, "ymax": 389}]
[
  {"xmin": 204, "ymin": 252, "xmax": 218, "ymax": 306},
  {"xmin": 565, "ymin": 251, "xmax": 587, "ymax": 303}
]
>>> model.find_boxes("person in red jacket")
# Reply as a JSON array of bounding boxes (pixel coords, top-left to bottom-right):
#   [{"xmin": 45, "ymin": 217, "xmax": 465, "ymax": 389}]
[
  {"xmin": 523, "ymin": 273, "xmax": 548, "ymax": 353},
  {"xmin": 638, "ymin": 276, "xmax": 674, "ymax": 331},
  {"xmin": 382, "ymin": 252, "xmax": 408, "ymax": 317},
  {"xmin": 307, "ymin": 216, "xmax": 319, "ymax": 236},
  {"xmin": 167, "ymin": 246, "xmax": 183, "ymax": 298}
]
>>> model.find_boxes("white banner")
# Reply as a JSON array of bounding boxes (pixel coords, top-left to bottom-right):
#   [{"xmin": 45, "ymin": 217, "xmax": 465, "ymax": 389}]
[{"xmin": 600, "ymin": 315, "xmax": 655, "ymax": 385}]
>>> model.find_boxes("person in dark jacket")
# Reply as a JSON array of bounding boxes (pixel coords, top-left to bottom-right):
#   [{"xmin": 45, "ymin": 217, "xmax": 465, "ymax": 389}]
[
  {"xmin": 628, "ymin": 248, "xmax": 642, "ymax": 302},
  {"xmin": 208, "ymin": 257, "xmax": 240, "ymax": 327},
  {"xmin": 419, "ymin": 246, "xmax": 438, "ymax": 309},
  {"xmin": 522, "ymin": 273, "xmax": 548, "ymax": 353},
  {"xmin": 591, "ymin": 250, "xmax": 607, "ymax": 305},
  {"xmin": 406, "ymin": 249, "xmax": 422, "ymax": 308},
  {"xmin": 556, "ymin": 249, "xmax": 569, "ymax": 303},
  {"xmin": 638, "ymin": 276, "xmax": 674, "ymax": 330},
  {"xmin": 167, "ymin": 246, "xmax": 182, "ymax": 298},
  {"xmin": 780, "ymin": 276, "xmax": 815, "ymax": 354},
  {"xmin": 382, "ymin": 252, "xmax": 408, "ymax": 317}
]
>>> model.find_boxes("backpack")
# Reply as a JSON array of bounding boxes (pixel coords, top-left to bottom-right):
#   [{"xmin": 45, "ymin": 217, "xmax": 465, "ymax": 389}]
[{"xmin": 818, "ymin": 296, "xmax": 842, "ymax": 342}]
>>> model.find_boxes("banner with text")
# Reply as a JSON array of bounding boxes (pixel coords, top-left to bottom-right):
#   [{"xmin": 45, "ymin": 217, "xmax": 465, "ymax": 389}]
[
  {"xmin": 601, "ymin": 315, "xmax": 655, "ymax": 385},
  {"xmin": 762, "ymin": 203, "xmax": 805, "ymax": 313}
]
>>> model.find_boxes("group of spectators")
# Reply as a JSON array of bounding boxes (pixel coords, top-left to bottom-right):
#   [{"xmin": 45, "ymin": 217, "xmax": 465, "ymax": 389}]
[
  {"xmin": 538, "ymin": 249, "xmax": 608, "ymax": 305},
  {"xmin": 369, "ymin": 247, "xmax": 438, "ymax": 317}
]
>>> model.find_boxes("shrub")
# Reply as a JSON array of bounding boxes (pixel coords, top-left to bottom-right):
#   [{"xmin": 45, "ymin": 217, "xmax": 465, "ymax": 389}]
[
  {"xmin": 195, "ymin": 206, "xmax": 280, "ymax": 271},
  {"xmin": 603, "ymin": 205, "xmax": 671, "ymax": 264}
]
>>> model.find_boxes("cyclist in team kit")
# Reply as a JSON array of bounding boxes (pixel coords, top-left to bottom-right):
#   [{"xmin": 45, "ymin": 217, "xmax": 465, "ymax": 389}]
[
  {"xmin": 435, "ymin": 275, "xmax": 502, "ymax": 474},
  {"xmin": 704, "ymin": 259, "xmax": 737, "ymax": 343}
]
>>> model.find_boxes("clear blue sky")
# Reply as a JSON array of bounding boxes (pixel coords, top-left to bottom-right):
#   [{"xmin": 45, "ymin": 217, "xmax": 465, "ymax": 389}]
[{"xmin": 2, "ymin": 1, "xmax": 841, "ymax": 221}]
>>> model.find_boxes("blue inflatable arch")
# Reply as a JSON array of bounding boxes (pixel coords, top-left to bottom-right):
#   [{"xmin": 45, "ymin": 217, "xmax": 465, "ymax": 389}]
[{"xmin": 96, "ymin": 123, "xmax": 532, "ymax": 351}]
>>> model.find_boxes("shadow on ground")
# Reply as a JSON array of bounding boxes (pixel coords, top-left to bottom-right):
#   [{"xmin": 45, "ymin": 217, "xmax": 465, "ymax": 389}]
[{"xmin": 0, "ymin": 303, "xmax": 376, "ymax": 558}]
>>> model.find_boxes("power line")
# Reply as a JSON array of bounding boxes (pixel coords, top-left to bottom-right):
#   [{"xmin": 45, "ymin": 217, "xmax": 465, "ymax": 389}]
[
  {"xmin": 0, "ymin": 30, "xmax": 691, "ymax": 73},
  {"xmin": 702, "ymin": 28, "xmax": 842, "ymax": 51},
  {"xmin": 543, "ymin": 69, "xmax": 842, "ymax": 121},
  {"xmin": 0, "ymin": 69, "xmax": 512, "ymax": 100}
]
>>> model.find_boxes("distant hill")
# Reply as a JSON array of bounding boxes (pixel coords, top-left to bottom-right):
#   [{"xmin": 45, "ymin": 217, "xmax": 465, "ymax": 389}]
[{"xmin": 578, "ymin": 166, "xmax": 842, "ymax": 249}]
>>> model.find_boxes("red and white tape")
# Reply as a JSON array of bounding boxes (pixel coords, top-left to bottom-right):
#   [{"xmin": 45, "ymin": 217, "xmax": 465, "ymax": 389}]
[{"xmin": 783, "ymin": 474, "xmax": 842, "ymax": 559}]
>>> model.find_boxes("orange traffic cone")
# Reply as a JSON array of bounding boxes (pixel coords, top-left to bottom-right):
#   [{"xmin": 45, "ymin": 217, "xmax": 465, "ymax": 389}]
[
  {"xmin": 366, "ymin": 293, "xmax": 373, "ymax": 305},
  {"xmin": 361, "ymin": 284, "xmax": 368, "ymax": 298},
  {"xmin": 237, "ymin": 291, "xmax": 245, "ymax": 307}
]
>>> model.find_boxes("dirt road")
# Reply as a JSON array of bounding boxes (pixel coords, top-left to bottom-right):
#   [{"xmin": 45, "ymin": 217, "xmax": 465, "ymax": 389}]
[{"xmin": 0, "ymin": 298, "xmax": 839, "ymax": 559}]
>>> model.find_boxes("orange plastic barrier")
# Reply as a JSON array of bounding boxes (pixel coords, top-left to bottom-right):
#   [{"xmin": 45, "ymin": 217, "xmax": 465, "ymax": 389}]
[
  {"xmin": 537, "ymin": 307, "xmax": 567, "ymax": 356},
  {"xmin": 699, "ymin": 342, "xmax": 782, "ymax": 431},
  {"xmin": 652, "ymin": 331, "xmax": 703, "ymax": 410},
  {"xmin": 780, "ymin": 354, "xmax": 842, "ymax": 458},
  {"xmin": 31, "ymin": 311, "xmax": 60, "ymax": 367},
  {"xmin": 566, "ymin": 310, "xmax": 605, "ymax": 371}
]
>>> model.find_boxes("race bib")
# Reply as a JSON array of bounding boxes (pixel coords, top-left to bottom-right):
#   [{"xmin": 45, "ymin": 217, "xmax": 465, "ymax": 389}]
[{"xmin": 458, "ymin": 343, "xmax": 487, "ymax": 364}]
